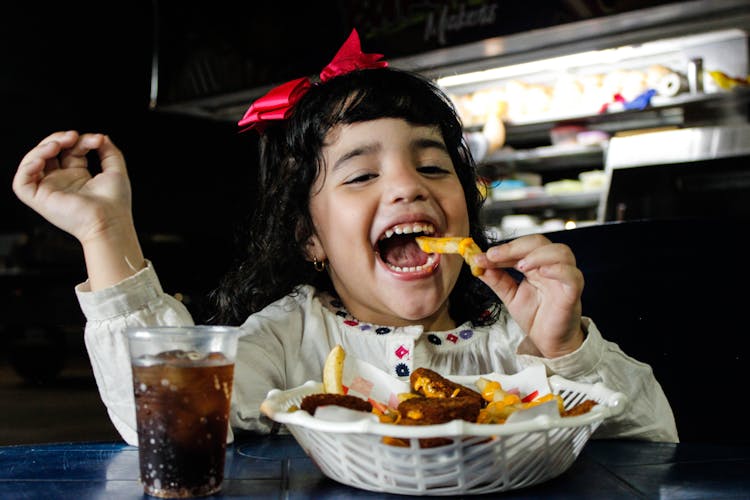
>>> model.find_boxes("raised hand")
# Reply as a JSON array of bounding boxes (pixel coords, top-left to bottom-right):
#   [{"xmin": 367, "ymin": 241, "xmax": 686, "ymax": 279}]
[
  {"xmin": 13, "ymin": 130, "xmax": 132, "ymax": 243},
  {"xmin": 473, "ymin": 234, "xmax": 585, "ymax": 358},
  {"xmin": 12, "ymin": 130, "xmax": 145, "ymax": 290}
]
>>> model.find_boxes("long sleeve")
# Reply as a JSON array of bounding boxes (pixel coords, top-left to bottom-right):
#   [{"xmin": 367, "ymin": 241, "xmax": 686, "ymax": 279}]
[
  {"xmin": 76, "ymin": 261, "xmax": 194, "ymax": 446},
  {"xmin": 516, "ymin": 317, "xmax": 679, "ymax": 442}
]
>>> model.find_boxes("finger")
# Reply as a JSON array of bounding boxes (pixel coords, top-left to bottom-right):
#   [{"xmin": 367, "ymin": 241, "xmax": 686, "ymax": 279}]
[
  {"xmin": 517, "ymin": 243, "xmax": 576, "ymax": 273},
  {"xmin": 34, "ymin": 130, "xmax": 79, "ymax": 148},
  {"xmin": 516, "ymin": 261, "xmax": 584, "ymax": 312},
  {"xmin": 96, "ymin": 135, "xmax": 128, "ymax": 175},
  {"xmin": 13, "ymin": 136, "xmax": 71, "ymax": 200},
  {"xmin": 36, "ymin": 131, "xmax": 82, "ymax": 174},
  {"xmin": 477, "ymin": 266, "xmax": 522, "ymax": 304},
  {"xmin": 484, "ymin": 234, "xmax": 552, "ymax": 268},
  {"xmin": 21, "ymin": 130, "xmax": 77, "ymax": 172},
  {"xmin": 536, "ymin": 262, "xmax": 584, "ymax": 289},
  {"xmin": 58, "ymin": 132, "xmax": 106, "ymax": 170},
  {"xmin": 12, "ymin": 153, "xmax": 47, "ymax": 202}
]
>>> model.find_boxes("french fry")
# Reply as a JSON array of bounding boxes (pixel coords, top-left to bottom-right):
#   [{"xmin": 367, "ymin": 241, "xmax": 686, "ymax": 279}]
[
  {"xmin": 322, "ymin": 344, "xmax": 345, "ymax": 394},
  {"xmin": 414, "ymin": 236, "xmax": 463, "ymax": 254},
  {"xmin": 415, "ymin": 236, "xmax": 485, "ymax": 276}
]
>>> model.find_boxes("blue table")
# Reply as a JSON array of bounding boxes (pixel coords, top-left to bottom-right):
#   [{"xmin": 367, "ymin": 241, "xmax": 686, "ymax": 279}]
[{"xmin": 1, "ymin": 434, "xmax": 748, "ymax": 498}]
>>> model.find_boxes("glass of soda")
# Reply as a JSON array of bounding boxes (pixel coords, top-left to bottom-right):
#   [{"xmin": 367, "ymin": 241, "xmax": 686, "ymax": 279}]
[{"xmin": 126, "ymin": 325, "xmax": 241, "ymax": 498}]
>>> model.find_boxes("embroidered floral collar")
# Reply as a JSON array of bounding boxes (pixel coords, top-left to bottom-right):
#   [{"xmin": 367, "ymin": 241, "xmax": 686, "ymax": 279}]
[{"xmin": 318, "ymin": 291, "xmax": 478, "ymax": 347}]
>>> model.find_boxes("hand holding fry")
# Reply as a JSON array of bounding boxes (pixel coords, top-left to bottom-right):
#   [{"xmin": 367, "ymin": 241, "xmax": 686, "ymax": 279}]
[{"xmin": 473, "ymin": 234, "xmax": 585, "ymax": 358}]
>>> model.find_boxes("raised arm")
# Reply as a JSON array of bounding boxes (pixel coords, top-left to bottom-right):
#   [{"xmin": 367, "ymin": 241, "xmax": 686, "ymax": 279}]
[{"xmin": 12, "ymin": 130, "xmax": 144, "ymax": 290}]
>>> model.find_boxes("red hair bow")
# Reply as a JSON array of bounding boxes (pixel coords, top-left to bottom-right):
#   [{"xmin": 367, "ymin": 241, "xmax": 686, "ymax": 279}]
[{"xmin": 238, "ymin": 29, "xmax": 387, "ymax": 133}]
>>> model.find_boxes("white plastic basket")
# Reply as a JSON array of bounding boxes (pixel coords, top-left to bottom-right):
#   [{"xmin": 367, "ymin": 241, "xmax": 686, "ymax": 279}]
[{"xmin": 260, "ymin": 375, "xmax": 626, "ymax": 496}]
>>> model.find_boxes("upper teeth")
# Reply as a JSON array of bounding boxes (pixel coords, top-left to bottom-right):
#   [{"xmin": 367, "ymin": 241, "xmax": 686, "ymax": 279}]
[{"xmin": 381, "ymin": 223, "xmax": 435, "ymax": 240}]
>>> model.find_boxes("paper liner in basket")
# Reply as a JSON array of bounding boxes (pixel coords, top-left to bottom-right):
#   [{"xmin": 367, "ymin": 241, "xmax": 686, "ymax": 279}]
[
  {"xmin": 260, "ymin": 351, "xmax": 627, "ymax": 437},
  {"xmin": 319, "ymin": 357, "xmax": 563, "ymax": 426}
]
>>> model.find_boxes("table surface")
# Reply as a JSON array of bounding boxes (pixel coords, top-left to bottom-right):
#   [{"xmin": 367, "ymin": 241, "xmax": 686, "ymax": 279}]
[{"xmin": 1, "ymin": 434, "xmax": 748, "ymax": 499}]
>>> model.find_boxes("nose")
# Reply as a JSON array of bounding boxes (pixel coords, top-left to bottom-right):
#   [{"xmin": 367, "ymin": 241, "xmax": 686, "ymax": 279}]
[{"xmin": 385, "ymin": 161, "xmax": 429, "ymax": 204}]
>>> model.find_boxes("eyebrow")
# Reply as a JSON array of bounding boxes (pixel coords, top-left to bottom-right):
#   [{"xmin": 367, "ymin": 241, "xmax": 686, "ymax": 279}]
[
  {"xmin": 332, "ymin": 144, "xmax": 380, "ymax": 172},
  {"xmin": 414, "ymin": 138, "xmax": 449, "ymax": 154},
  {"xmin": 331, "ymin": 137, "xmax": 449, "ymax": 172}
]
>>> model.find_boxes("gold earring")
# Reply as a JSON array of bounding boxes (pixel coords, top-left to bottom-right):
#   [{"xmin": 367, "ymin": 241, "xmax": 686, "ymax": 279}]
[{"xmin": 313, "ymin": 257, "xmax": 327, "ymax": 272}]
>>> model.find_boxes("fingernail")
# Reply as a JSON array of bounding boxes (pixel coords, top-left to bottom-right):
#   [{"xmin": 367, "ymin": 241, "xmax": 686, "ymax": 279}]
[{"xmin": 517, "ymin": 259, "xmax": 527, "ymax": 271}]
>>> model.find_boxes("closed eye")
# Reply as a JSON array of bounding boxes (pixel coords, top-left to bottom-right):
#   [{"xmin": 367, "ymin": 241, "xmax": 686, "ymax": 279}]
[
  {"xmin": 344, "ymin": 172, "xmax": 378, "ymax": 184},
  {"xmin": 418, "ymin": 165, "xmax": 452, "ymax": 175}
]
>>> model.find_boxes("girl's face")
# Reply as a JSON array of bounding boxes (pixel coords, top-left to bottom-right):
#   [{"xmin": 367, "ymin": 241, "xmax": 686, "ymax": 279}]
[{"xmin": 308, "ymin": 118, "xmax": 470, "ymax": 330}]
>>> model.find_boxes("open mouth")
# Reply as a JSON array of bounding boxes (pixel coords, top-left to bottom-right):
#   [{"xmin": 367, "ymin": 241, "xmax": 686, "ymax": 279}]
[{"xmin": 376, "ymin": 222, "xmax": 438, "ymax": 273}]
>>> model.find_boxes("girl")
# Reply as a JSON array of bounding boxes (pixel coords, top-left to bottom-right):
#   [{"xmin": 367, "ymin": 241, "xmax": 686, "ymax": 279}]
[{"xmin": 12, "ymin": 30, "xmax": 678, "ymax": 445}]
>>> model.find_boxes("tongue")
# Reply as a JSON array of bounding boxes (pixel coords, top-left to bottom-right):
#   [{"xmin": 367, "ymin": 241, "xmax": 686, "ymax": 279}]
[{"xmin": 380, "ymin": 235, "xmax": 428, "ymax": 268}]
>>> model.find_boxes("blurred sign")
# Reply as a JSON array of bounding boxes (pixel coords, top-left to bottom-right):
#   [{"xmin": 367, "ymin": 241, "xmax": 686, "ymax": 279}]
[
  {"xmin": 153, "ymin": 0, "xmax": 683, "ymax": 105},
  {"xmin": 342, "ymin": 0, "xmax": 684, "ymax": 56}
]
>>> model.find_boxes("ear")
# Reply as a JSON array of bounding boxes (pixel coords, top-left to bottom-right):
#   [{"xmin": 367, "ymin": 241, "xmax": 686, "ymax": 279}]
[
  {"xmin": 295, "ymin": 218, "xmax": 324, "ymax": 262},
  {"xmin": 304, "ymin": 233, "xmax": 326, "ymax": 263}
]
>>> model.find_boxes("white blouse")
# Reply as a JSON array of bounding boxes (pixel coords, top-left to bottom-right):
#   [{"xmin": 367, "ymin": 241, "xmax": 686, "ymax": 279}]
[{"xmin": 77, "ymin": 261, "xmax": 678, "ymax": 446}]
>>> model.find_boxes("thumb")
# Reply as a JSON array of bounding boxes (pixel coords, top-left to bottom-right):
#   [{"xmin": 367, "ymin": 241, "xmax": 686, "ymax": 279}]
[
  {"xmin": 96, "ymin": 135, "xmax": 128, "ymax": 175},
  {"xmin": 477, "ymin": 267, "xmax": 521, "ymax": 305}
]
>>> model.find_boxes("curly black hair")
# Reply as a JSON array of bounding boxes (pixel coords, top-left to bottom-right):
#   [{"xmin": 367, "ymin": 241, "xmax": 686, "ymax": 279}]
[{"xmin": 208, "ymin": 67, "xmax": 500, "ymax": 326}]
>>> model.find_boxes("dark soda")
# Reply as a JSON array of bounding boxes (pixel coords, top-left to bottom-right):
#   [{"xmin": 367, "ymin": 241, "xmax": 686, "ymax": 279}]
[{"xmin": 132, "ymin": 350, "xmax": 234, "ymax": 498}]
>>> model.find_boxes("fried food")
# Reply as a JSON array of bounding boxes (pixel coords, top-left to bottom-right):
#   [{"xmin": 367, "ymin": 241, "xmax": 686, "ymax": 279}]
[
  {"xmin": 306, "ymin": 348, "xmax": 599, "ymax": 450},
  {"xmin": 300, "ymin": 393, "xmax": 372, "ymax": 415},
  {"xmin": 415, "ymin": 236, "xmax": 484, "ymax": 276},
  {"xmin": 410, "ymin": 367, "xmax": 484, "ymax": 406},
  {"xmin": 385, "ymin": 398, "xmax": 482, "ymax": 448},
  {"xmin": 323, "ymin": 344, "xmax": 345, "ymax": 394},
  {"xmin": 475, "ymin": 376, "xmax": 598, "ymax": 423},
  {"xmin": 382, "ymin": 369, "xmax": 486, "ymax": 448},
  {"xmin": 398, "ymin": 396, "xmax": 482, "ymax": 424},
  {"xmin": 562, "ymin": 399, "xmax": 598, "ymax": 417}
]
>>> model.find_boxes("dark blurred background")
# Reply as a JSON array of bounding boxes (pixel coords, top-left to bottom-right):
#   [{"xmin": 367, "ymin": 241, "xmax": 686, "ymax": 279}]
[{"xmin": 0, "ymin": 0, "xmax": 689, "ymax": 444}]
